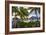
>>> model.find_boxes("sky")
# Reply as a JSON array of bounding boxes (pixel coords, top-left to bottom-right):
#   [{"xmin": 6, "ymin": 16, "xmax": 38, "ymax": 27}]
[{"xmin": 28, "ymin": 8, "xmax": 40, "ymax": 18}]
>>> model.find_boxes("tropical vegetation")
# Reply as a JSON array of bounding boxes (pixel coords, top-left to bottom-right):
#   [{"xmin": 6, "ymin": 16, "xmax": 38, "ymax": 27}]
[{"xmin": 12, "ymin": 6, "xmax": 40, "ymax": 28}]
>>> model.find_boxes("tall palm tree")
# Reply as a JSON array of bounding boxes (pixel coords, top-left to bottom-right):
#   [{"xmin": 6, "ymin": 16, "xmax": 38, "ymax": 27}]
[{"xmin": 12, "ymin": 6, "xmax": 28, "ymax": 28}]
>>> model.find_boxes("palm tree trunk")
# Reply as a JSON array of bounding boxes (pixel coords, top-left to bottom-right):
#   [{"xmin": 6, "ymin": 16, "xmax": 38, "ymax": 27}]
[{"xmin": 14, "ymin": 16, "xmax": 16, "ymax": 28}]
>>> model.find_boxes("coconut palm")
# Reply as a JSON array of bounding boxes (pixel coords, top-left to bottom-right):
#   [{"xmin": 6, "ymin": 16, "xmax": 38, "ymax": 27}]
[
  {"xmin": 12, "ymin": 6, "xmax": 28, "ymax": 27},
  {"xmin": 12, "ymin": 6, "xmax": 28, "ymax": 20}
]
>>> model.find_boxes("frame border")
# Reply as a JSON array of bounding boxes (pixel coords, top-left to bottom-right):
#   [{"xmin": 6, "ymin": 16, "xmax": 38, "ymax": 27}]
[{"xmin": 5, "ymin": 1, "xmax": 45, "ymax": 34}]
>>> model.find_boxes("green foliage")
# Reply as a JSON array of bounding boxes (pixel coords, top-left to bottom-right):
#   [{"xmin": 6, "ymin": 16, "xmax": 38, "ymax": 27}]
[
  {"xmin": 20, "ymin": 7, "xmax": 28, "ymax": 16},
  {"xmin": 12, "ymin": 6, "xmax": 28, "ymax": 19},
  {"xmin": 16, "ymin": 21, "xmax": 40, "ymax": 28},
  {"xmin": 12, "ymin": 6, "xmax": 19, "ymax": 13},
  {"xmin": 12, "ymin": 7, "xmax": 40, "ymax": 28}
]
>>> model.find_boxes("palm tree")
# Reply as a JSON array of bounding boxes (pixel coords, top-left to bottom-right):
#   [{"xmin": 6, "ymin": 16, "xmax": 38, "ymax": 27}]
[
  {"xmin": 19, "ymin": 7, "xmax": 28, "ymax": 20},
  {"xmin": 12, "ymin": 6, "xmax": 28, "ymax": 27},
  {"xmin": 12, "ymin": 6, "xmax": 40, "ymax": 28},
  {"xmin": 12, "ymin": 6, "xmax": 28, "ymax": 20}
]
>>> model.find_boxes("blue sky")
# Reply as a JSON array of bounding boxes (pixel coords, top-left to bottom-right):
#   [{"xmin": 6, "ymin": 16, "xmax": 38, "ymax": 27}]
[{"xmin": 28, "ymin": 9, "xmax": 40, "ymax": 18}]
